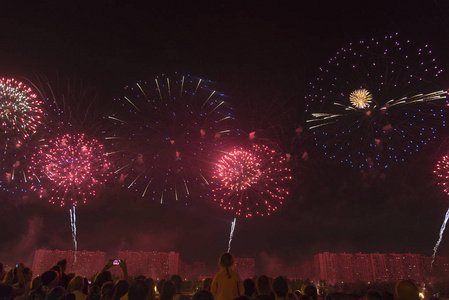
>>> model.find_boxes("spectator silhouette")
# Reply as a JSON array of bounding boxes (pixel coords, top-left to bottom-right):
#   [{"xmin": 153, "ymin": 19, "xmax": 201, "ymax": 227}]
[
  {"xmin": 89, "ymin": 284, "xmax": 102, "ymax": 300},
  {"xmin": 170, "ymin": 275, "xmax": 188, "ymax": 300},
  {"xmin": 60, "ymin": 293, "xmax": 76, "ymax": 300},
  {"xmin": 272, "ymin": 277, "xmax": 288, "ymax": 300},
  {"xmin": 235, "ymin": 278, "xmax": 256, "ymax": 300},
  {"xmin": 82, "ymin": 278, "xmax": 89, "ymax": 296},
  {"xmin": 211, "ymin": 253, "xmax": 244, "ymax": 300},
  {"xmin": 115, "ymin": 280, "xmax": 129, "ymax": 300},
  {"xmin": 303, "ymin": 286, "xmax": 317, "ymax": 300},
  {"xmin": 49, "ymin": 266, "xmax": 62, "ymax": 287},
  {"xmin": 193, "ymin": 290, "xmax": 213, "ymax": 300},
  {"xmin": 27, "ymin": 270, "xmax": 58, "ymax": 300},
  {"xmin": 2, "ymin": 269, "xmax": 14, "ymax": 285},
  {"xmin": 202, "ymin": 278, "xmax": 212, "ymax": 292},
  {"xmin": 243, "ymin": 279, "xmax": 256, "ymax": 299},
  {"xmin": 13, "ymin": 267, "xmax": 31, "ymax": 300},
  {"xmin": 144, "ymin": 278, "xmax": 155, "ymax": 300},
  {"xmin": 156, "ymin": 279, "xmax": 166, "ymax": 297},
  {"xmin": 56, "ymin": 259, "xmax": 70, "ymax": 289},
  {"xmin": 366, "ymin": 290, "xmax": 381, "ymax": 300},
  {"xmin": 47, "ymin": 287, "xmax": 65, "ymax": 300},
  {"xmin": 94, "ymin": 271, "xmax": 112, "ymax": 289},
  {"xmin": 381, "ymin": 292, "xmax": 394, "ymax": 300},
  {"xmin": 30, "ymin": 276, "xmax": 41, "ymax": 293},
  {"xmin": 160, "ymin": 281, "xmax": 175, "ymax": 300},
  {"xmin": 255, "ymin": 275, "xmax": 273, "ymax": 300},
  {"xmin": 95, "ymin": 260, "xmax": 127, "ymax": 289},
  {"xmin": 325, "ymin": 293, "xmax": 342, "ymax": 300},
  {"xmin": 128, "ymin": 280, "xmax": 149, "ymax": 300},
  {"xmin": 394, "ymin": 280, "xmax": 419, "ymax": 300},
  {"xmin": 0, "ymin": 284, "xmax": 14, "ymax": 300},
  {"xmin": 101, "ymin": 282, "xmax": 117, "ymax": 300},
  {"xmin": 67, "ymin": 276, "xmax": 87, "ymax": 300}
]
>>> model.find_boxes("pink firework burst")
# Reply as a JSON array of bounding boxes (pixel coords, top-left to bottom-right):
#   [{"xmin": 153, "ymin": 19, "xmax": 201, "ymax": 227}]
[
  {"xmin": 435, "ymin": 155, "xmax": 449, "ymax": 195},
  {"xmin": 211, "ymin": 143, "xmax": 292, "ymax": 218},
  {"xmin": 29, "ymin": 133, "xmax": 112, "ymax": 207}
]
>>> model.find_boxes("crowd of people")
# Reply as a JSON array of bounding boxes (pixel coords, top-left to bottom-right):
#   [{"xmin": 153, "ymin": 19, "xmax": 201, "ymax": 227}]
[{"xmin": 0, "ymin": 253, "xmax": 423, "ymax": 300}]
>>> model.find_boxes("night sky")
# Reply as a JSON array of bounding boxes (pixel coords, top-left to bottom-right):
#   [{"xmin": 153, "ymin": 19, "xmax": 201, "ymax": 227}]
[{"xmin": 1, "ymin": 1, "xmax": 449, "ymax": 273}]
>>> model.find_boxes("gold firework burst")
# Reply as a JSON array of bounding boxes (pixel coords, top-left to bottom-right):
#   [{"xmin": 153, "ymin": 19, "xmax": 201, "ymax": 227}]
[{"xmin": 350, "ymin": 89, "xmax": 372, "ymax": 109}]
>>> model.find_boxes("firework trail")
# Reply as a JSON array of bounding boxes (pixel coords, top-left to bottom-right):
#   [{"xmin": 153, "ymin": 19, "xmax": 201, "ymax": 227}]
[
  {"xmin": 305, "ymin": 33, "xmax": 448, "ymax": 169},
  {"xmin": 431, "ymin": 154, "xmax": 449, "ymax": 267},
  {"xmin": 29, "ymin": 133, "xmax": 112, "ymax": 251},
  {"xmin": 227, "ymin": 217, "xmax": 236, "ymax": 252},
  {"xmin": 107, "ymin": 73, "xmax": 238, "ymax": 204},
  {"xmin": 27, "ymin": 75, "xmax": 112, "ymax": 253},
  {"xmin": 69, "ymin": 206, "xmax": 77, "ymax": 262},
  {"xmin": 431, "ymin": 208, "xmax": 449, "ymax": 268}
]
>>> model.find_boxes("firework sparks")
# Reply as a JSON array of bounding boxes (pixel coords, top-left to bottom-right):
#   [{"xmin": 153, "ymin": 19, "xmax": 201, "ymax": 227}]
[
  {"xmin": 434, "ymin": 155, "xmax": 449, "ymax": 195},
  {"xmin": 305, "ymin": 33, "xmax": 448, "ymax": 169},
  {"xmin": 0, "ymin": 78, "xmax": 44, "ymax": 194},
  {"xmin": 107, "ymin": 73, "xmax": 238, "ymax": 204},
  {"xmin": 349, "ymin": 89, "xmax": 373, "ymax": 109},
  {"xmin": 431, "ymin": 154, "xmax": 449, "ymax": 267},
  {"xmin": 210, "ymin": 143, "xmax": 292, "ymax": 218},
  {"xmin": 29, "ymin": 133, "xmax": 112, "ymax": 207},
  {"xmin": 0, "ymin": 78, "xmax": 43, "ymax": 145}
]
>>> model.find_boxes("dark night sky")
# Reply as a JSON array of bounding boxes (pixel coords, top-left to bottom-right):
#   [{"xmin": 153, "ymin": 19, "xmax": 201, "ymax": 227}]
[{"xmin": 1, "ymin": 1, "xmax": 449, "ymax": 272}]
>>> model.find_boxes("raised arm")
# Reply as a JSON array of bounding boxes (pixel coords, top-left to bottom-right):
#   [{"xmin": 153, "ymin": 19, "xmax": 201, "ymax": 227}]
[
  {"xmin": 93, "ymin": 259, "xmax": 113, "ymax": 285},
  {"xmin": 119, "ymin": 260, "xmax": 128, "ymax": 281}
]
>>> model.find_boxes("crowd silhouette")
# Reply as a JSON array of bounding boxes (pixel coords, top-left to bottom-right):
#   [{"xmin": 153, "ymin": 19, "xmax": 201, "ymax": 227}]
[{"xmin": 0, "ymin": 253, "xmax": 427, "ymax": 300}]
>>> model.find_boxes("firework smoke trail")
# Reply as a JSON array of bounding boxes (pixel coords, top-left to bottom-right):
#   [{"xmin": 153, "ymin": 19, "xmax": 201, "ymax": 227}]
[
  {"xmin": 431, "ymin": 207, "xmax": 449, "ymax": 269},
  {"xmin": 227, "ymin": 218, "xmax": 236, "ymax": 252},
  {"xmin": 69, "ymin": 206, "xmax": 78, "ymax": 262}
]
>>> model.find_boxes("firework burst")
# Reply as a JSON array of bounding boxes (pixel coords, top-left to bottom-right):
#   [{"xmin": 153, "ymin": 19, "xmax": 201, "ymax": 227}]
[
  {"xmin": 107, "ymin": 73, "xmax": 238, "ymax": 203},
  {"xmin": 0, "ymin": 78, "xmax": 43, "ymax": 145},
  {"xmin": 210, "ymin": 143, "xmax": 292, "ymax": 218},
  {"xmin": 305, "ymin": 33, "xmax": 448, "ymax": 169},
  {"xmin": 349, "ymin": 89, "xmax": 373, "ymax": 109},
  {"xmin": 0, "ymin": 78, "xmax": 44, "ymax": 194},
  {"xmin": 28, "ymin": 133, "xmax": 112, "ymax": 207},
  {"xmin": 435, "ymin": 155, "xmax": 449, "ymax": 195}
]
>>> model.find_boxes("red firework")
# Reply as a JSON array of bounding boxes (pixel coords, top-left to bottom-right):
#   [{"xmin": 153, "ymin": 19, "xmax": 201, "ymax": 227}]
[
  {"xmin": 29, "ymin": 133, "xmax": 112, "ymax": 207},
  {"xmin": 211, "ymin": 143, "xmax": 292, "ymax": 218},
  {"xmin": 435, "ymin": 155, "xmax": 449, "ymax": 195}
]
